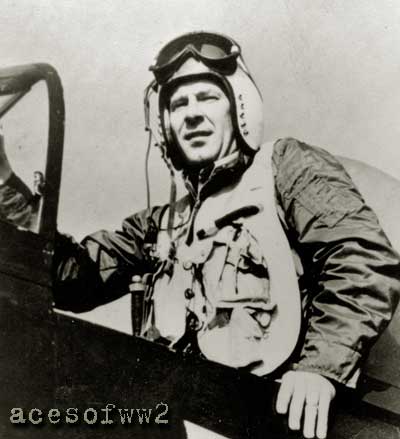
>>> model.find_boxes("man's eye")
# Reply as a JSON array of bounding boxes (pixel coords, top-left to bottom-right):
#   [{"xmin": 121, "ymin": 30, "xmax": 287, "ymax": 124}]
[
  {"xmin": 171, "ymin": 101, "xmax": 186, "ymax": 111},
  {"xmin": 201, "ymin": 95, "xmax": 218, "ymax": 102}
]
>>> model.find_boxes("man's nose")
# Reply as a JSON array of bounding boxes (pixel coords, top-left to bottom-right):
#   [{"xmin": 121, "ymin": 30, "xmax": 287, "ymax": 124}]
[{"xmin": 184, "ymin": 100, "xmax": 203, "ymax": 127}]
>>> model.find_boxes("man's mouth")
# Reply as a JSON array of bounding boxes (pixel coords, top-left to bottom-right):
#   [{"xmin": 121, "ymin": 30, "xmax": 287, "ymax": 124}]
[{"xmin": 184, "ymin": 130, "xmax": 212, "ymax": 141}]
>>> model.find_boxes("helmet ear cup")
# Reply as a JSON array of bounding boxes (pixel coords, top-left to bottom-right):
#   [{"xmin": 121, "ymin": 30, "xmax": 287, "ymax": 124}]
[{"xmin": 226, "ymin": 57, "xmax": 264, "ymax": 152}]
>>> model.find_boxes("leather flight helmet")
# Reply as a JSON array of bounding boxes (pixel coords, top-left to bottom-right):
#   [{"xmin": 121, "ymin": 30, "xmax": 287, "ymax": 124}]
[{"xmin": 148, "ymin": 31, "xmax": 264, "ymax": 170}]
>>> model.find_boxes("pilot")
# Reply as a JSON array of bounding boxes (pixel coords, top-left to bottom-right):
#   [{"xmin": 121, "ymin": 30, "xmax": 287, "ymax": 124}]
[
  {"xmin": 1, "ymin": 32, "xmax": 399, "ymax": 439},
  {"xmin": 0, "ymin": 126, "xmax": 39, "ymax": 229}
]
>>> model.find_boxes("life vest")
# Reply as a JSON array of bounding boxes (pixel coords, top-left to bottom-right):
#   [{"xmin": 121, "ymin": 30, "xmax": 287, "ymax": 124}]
[{"xmin": 145, "ymin": 142, "xmax": 302, "ymax": 376}]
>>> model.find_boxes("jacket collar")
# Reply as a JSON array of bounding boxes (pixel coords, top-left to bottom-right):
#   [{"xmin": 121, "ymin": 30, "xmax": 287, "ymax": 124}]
[{"xmin": 182, "ymin": 150, "xmax": 250, "ymax": 203}]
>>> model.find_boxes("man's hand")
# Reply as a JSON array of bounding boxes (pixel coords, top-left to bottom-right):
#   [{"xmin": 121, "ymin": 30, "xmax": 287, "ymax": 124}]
[
  {"xmin": 276, "ymin": 370, "xmax": 336, "ymax": 439},
  {"xmin": 0, "ymin": 126, "xmax": 12, "ymax": 184}
]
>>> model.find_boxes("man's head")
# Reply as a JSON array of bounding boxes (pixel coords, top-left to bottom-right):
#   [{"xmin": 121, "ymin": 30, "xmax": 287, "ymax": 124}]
[
  {"xmin": 33, "ymin": 171, "xmax": 45, "ymax": 195},
  {"xmin": 147, "ymin": 32, "xmax": 264, "ymax": 171}
]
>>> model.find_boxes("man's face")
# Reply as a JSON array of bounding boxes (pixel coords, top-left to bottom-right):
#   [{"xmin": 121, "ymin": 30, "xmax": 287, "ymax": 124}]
[{"xmin": 168, "ymin": 80, "xmax": 234, "ymax": 169}]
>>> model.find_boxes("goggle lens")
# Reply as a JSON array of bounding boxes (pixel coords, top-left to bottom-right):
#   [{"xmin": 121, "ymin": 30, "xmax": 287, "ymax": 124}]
[{"xmin": 198, "ymin": 43, "xmax": 229, "ymax": 59}]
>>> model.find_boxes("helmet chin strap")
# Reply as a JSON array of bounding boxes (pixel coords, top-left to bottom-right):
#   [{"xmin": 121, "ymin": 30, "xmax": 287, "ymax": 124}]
[{"xmin": 218, "ymin": 136, "xmax": 238, "ymax": 162}]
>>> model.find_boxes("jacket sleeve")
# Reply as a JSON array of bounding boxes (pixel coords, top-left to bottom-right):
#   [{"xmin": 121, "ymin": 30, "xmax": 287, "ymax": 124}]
[
  {"xmin": 52, "ymin": 206, "xmax": 162, "ymax": 313},
  {"xmin": 272, "ymin": 138, "xmax": 400, "ymax": 386}
]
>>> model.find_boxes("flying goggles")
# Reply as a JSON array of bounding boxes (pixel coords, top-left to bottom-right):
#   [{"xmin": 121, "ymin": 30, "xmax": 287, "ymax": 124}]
[{"xmin": 149, "ymin": 32, "xmax": 241, "ymax": 85}]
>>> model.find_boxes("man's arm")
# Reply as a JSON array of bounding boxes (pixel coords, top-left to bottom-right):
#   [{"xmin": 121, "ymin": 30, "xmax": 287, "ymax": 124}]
[
  {"xmin": 52, "ymin": 208, "xmax": 159, "ymax": 312},
  {"xmin": 272, "ymin": 138, "xmax": 400, "ymax": 438}
]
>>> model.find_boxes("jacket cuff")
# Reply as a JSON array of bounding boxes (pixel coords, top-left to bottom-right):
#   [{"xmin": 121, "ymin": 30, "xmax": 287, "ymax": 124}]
[{"xmin": 294, "ymin": 338, "xmax": 362, "ymax": 387}]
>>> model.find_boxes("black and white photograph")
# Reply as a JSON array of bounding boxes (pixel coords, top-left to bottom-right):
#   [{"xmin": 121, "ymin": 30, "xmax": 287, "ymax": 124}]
[{"xmin": 1, "ymin": 1, "xmax": 400, "ymax": 438}]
